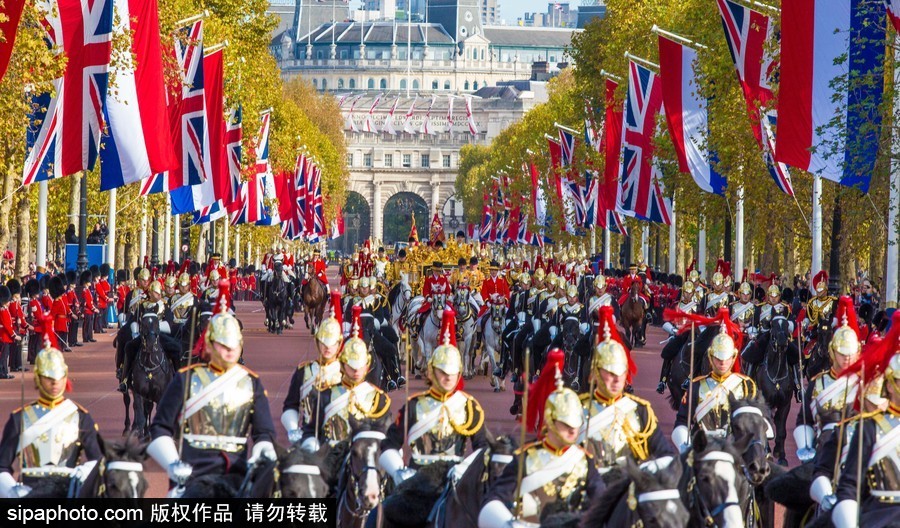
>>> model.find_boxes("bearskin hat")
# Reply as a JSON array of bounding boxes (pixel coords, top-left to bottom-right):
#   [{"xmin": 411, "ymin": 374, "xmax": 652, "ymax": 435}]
[{"xmin": 6, "ymin": 279, "xmax": 20, "ymax": 296}]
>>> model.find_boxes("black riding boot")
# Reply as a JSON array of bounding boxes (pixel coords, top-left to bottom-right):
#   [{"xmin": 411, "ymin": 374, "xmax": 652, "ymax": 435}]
[
  {"xmin": 118, "ymin": 343, "xmax": 138, "ymax": 393},
  {"xmin": 657, "ymin": 358, "xmax": 673, "ymax": 394},
  {"xmin": 791, "ymin": 364, "xmax": 803, "ymax": 403}
]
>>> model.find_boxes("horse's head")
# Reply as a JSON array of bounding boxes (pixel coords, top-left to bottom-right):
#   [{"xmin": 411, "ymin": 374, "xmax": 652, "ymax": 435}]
[
  {"xmin": 278, "ymin": 444, "xmax": 329, "ymax": 499},
  {"xmin": 630, "ymin": 280, "xmax": 641, "ymax": 295},
  {"xmin": 486, "ymin": 432, "xmax": 516, "ymax": 483},
  {"xmin": 728, "ymin": 393, "xmax": 772, "ymax": 486},
  {"xmin": 140, "ymin": 312, "xmax": 160, "ymax": 346},
  {"xmin": 343, "ymin": 416, "xmax": 389, "ymax": 511},
  {"xmin": 560, "ymin": 317, "xmax": 581, "ymax": 351},
  {"xmin": 623, "ymin": 455, "xmax": 689, "ymax": 528},
  {"xmin": 97, "ymin": 432, "xmax": 149, "ymax": 498},
  {"xmin": 490, "ymin": 303, "xmax": 505, "ymax": 332},
  {"xmin": 432, "ymin": 294, "xmax": 446, "ymax": 314},
  {"xmin": 770, "ymin": 316, "xmax": 792, "ymax": 352},
  {"xmin": 686, "ymin": 430, "xmax": 750, "ymax": 528}
]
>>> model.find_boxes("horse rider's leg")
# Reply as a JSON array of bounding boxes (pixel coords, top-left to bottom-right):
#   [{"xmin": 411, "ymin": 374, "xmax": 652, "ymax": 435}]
[
  {"xmin": 657, "ymin": 337, "xmax": 681, "ymax": 394},
  {"xmin": 787, "ymin": 343, "xmax": 802, "ymax": 403},
  {"xmin": 741, "ymin": 339, "xmax": 764, "ymax": 380},
  {"xmin": 160, "ymin": 334, "xmax": 183, "ymax": 370}
]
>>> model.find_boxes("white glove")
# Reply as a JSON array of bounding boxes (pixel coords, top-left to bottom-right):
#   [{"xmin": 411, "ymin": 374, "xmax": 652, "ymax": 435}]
[
  {"xmin": 288, "ymin": 429, "xmax": 303, "ymax": 445},
  {"xmin": 810, "ymin": 476, "xmax": 834, "ymax": 505},
  {"xmin": 831, "ymin": 500, "xmax": 858, "ymax": 528},
  {"xmin": 517, "ymin": 312, "xmax": 526, "ymax": 325},
  {"xmin": 478, "ymin": 500, "xmax": 515, "ymax": 528},
  {"xmin": 662, "ymin": 322, "xmax": 676, "ymax": 337},
  {"xmin": 640, "ymin": 456, "xmax": 673, "ymax": 474},
  {"xmin": 671, "ymin": 425, "xmax": 690, "ymax": 454},
  {"xmin": 532, "ymin": 319, "xmax": 541, "ymax": 334},
  {"xmin": 794, "ymin": 425, "xmax": 816, "ymax": 461},
  {"xmin": 378, "ymin": 449, "xmax": 405, "ymax": 475},
  {"xmin": 130, "ymin": 321, "xmax": 139, "ymax": 339},
  {"xmin": 281, "ymin": 409, "xmax": 300, "ymax": 435},
  {"xmin": 73, "ymin": 460, "xmax": 98, "ymax": 483},
  {"xmin": 0, "ymin": 472, "xmax": 28, "ymax": 499},
  {"xmin": 249, "ymin": 441, "xmax": 276, "ymax": 464},
  {"xmin": 549, "ymin": 326, "xmax": 558, "ymax": 339},
  {"xmin": 159, "ymin": 321, "xmax": 171, "ymax": 334},
  {"xmin": 579, "ymin": 322, "xmax": 590, "ymax": 335},
  {"xmin": 300, "ymin": 437, "xmax": 320, "ymax": 453},
  {"xmin": 147, "ymin": 436, "xmax": 180, "ymax": 472}
]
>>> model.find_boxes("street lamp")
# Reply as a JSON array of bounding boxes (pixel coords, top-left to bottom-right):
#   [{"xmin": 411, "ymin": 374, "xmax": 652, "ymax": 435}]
[
  {"xmin": 151, "ymin": 216, "xmax": 159, "ymax": 268},
  {"xmin": 76, "ymin": 173, "xmax": 88, "ymax": 273}
]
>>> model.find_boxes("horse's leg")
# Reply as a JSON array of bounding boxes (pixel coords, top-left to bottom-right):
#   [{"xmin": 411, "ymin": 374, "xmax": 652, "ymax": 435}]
[
  {"xmin": 773, "ymin": 397, "xmax": 791, "ymax": 465},
  {"xmin": 122, "ymin": 389, "xmax": 131, "ymax": 435}
]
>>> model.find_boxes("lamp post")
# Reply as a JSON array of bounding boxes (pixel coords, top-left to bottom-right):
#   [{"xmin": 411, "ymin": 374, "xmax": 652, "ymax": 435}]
[
  {"xmin": 76, "ymin": 173, "xmax": 89, "ymax": 273},
  {"xmin": 151, "ymin": 216, "xmax": 159, "ymax": 269}
]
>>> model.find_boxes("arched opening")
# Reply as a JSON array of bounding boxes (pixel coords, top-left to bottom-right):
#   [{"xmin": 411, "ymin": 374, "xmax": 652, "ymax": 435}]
[
  {"xmin": 432, "ymin": 80, "xmax": 439, "ymax": 90},
  {"xmin": 383, "ymin": 192, "xmax": 428, "ymax": 246},
  {"xmin": 349, "ymin": 78, "xmax": 356, "ymax": 89},
  {"xmin": 400, "ymin": 79, "xmax": 407, "ymax": 90},
  {"xmin": 380, "ymin": 78, "xmax": 387, "ymax": 89},
  {"xmin": 337, "ymin": 78, "xmax": 345, "ymax": 89},
  {"xmin": 332, "ymin": 191, "xmax": 370, "ymax": 256},
  {"xmin": 368, "ymin": 78, "xmax": 375, "ymax": 89},
  {"xmin": 413, "ymin": 79, "xmax": 420, "ymax": 90},
  {"xmin": 444, "ymin": 80, "xmax": 451, "ymax": 90},
  {"xmin": 464, "ymin": 80, "xmax": 470, "ymax": 90},
  {"xmin": 441, "ymin": 194, "xmax": 465, "ymax": 238}
]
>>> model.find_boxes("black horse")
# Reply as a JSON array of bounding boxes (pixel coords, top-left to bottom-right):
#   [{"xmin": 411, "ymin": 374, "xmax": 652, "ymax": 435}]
[
  {"xmin": 125, "ymin": 313, "xmax": 173, "ymax": 438},
  {"xmin": 336, "ymin": 417, "xmax": 389, "ymax": 528},
  {"xmin": 748, "ymin": 316, "xmax": 796, "ymax": 466},
  {"xmin": 681, "ymin": 429, "xmax": 753, "ymax": 528},
  {"xmin": 264, "ymin": 263, "xmax": 289, "ymax": 334},
  {"xmin": 804, "ymin": 318, "xmax": 833, "ymax": 381},
  {"xmin": 357, "ymin": 312, "xmax": 400, "ymax": 391},
  {"xmin": 662, "ymin": 326, "xmax": 718, "ymax": 410},
  {"xmin": 549, "ymin": 316, "xmax": 590, "ymax": 392}
]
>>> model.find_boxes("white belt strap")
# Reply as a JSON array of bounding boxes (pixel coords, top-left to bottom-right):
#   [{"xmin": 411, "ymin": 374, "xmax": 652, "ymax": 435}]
[
  {"xmin": 183, "ymin": 367, "xmax": 250, "ymax": 420},
  {"xmin": 283, "ymin": 464, "xmax": 321, "ymax": 475},
  {"xmin": 519, "ymin": 447, "xmax": 585, "ymax": 495},
  {"xmin": 183, "ymin": 434, "xmax": 248, "ymax": 445},
  {"xmin": 638, "ymin": 489, "xmax": 681, "ymax": 503},
  {"xmin": 17, "ymin": 400, "xmax": 79, "ymax": 454},
  {"xmin": 106, "ymin": 461, "xmax": 144, "ymax": 472}
]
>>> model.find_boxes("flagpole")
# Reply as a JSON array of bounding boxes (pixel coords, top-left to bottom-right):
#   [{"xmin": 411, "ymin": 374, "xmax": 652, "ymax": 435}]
[
  {"xmin": 174, "ymin": 10, "xmax": 209, "ymax": 29},
  {"xmin": 36, "ymin": 181, "xmax": 48, "ymax": 268},
  {"xmin": 599, "ymin": 69, "xmax": 623, "ymax": 82},
  {"xmin": 698, "ymin": 218, "xmax": 707, "ymax": 277},
  {"xmin": 641, "ymin": 224, "xmax": 649, "ymax": 263},
  {"xmin": 139, "ymin": 199, "xmax": 148, "ymax": 263},
  {"xmin": 106, "ymin": 187, "xmax": 116, "ymax": 269},
  {"xmin": 173, "ymin": 214, "xmax": 181, "ymax": 262},
  {"xmin": 735, "ymin": 185, "xmax": 745, "ymax": 276},
  {"xmin": 235, "ymin": 227, "xmax": 241, "ymax": 267},
  {"xmin": 650, "ymin": 25, "xmax": 709, "ymax": 50},
  {"xmin": 811, "ymin": 175, "xmax": 823, "ymax": 289},
  {"xmin": 887, "ymin": 35, "xmax": 900, "ymax": 308},
  {"xmin": 223, "ymin": 215, "xmax": 230, "ymax": 262},
  {"xmin": 623, "ymin": 51, "xmax": 659, "ymax": 71},
  {"xmin": 603, "ymin": 227, "xmax": 611, "ymax": 270},
  {"xmin": 406, "ymin": 6, "xmax": 411, "ymax": 98},
  {"xmin": 668, "ymin": 198, "xmax": 676, "ymax": 273},
  {"xmin": 163, "ymin": 197, "xmax": 171, "ymax": 263}
]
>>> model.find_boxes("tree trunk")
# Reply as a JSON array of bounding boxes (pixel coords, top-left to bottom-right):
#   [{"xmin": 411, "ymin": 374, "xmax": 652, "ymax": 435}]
[
  {"xmin": 0, "ymin": 167, "xmax": 15, "ymax": 255},
  {"xmin": 124, "ymin": 239, "xmax": 134, "ymax": 272},
  {"xmin": 828, "ymin": 194, "xmax": 843, "ymax": 292},
  {"xmin": 14, "ymin": 192, "xmax": 30, "ymax": 278},
  {"xmin": 116, "ymin": 232, "xmax": 126, "ymax": 272},
  {"xmin": 724, "ymin": 216, "xmax": 732, "ymax": 266}
]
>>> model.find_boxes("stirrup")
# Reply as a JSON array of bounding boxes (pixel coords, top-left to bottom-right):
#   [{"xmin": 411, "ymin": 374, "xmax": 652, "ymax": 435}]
[
  {"xmin": 656, "ymin": 381, "xmax": 666, "ymax": 394},
  {"xmin": 681, "ymin": 379, "xmax": 689, "ymax": 391}
]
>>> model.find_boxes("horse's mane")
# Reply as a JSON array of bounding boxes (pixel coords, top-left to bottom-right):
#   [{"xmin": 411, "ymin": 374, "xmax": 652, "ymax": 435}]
[
  {"xmin": 105, "ymin": 432, "xmax": 148, "ymax": 462},
  {"xmin": 730, "ymin": 394, "xmax": 769, "ymax": 415},
  {"xmin": 321, "ymin": 441, "xmax": 350, "ymax": 486},
  {"xmin": 279, "ymin": 445, "xmax": 323, "ymax": 470},
  {"xmin": 26, "ymin": 476, "xmax": 70, "ymax": 498},
  {"xmin": 181, "ymin": 474, "xmax": 243, "ymax": 498},
  {"xmin": 579, "ymin": 477, "xmax": 630, "ymax": 527}
]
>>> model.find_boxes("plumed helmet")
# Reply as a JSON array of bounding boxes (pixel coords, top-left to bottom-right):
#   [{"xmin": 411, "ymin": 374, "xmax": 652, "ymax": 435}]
[
  {"xmin": 178, "ymin": 272, "xmax": 191, "ymax": 286},
  {"xmin": 813, "ymin": 270, "xmax": 828, "ymax": 293},
  {"xmin": 23, "ymin": 279, "xmax": 39, "ymax": 298},
  {"xmin": 738, "ymin": 282, "xmax": 753, "ymax": 296},
  {"xmin": 137, "ymin": 268, "xmax": 151, "ymax": 281},
  {"xmin": 593, "ymin": 306, "xmax": 629, "ymax": 377},
  {"xmin": 147, "ymin": 281, "xmax": 162, "ymax": 295},
  {"xmin": 830, "ymin": 296, "xmax": 861, "ymax": 361},
  {"xmin": 709, "ymin": 327, "xmax": 738, "ymax": 361},
  {"xmin": 543, "ymin": 384, "xmax": 584, "ymax": 431},
  {"xmin": 164, "ymin": 275, "xmax": 177, "ymax": 288},
  {"xmin": 534, "ymin": 268, "xmax": 546, "ymax": 281},
  {"xmin": 565, "ymin": 284, "xmax": 578, "ymax": 298},
  {"xmin": 315, "ymin": 291, "xmax": 344, "ymax": 347},
  {"xmin": 430, "ymin": 308, "xmax": 462, "ymax": 377},
  {"xmin": 6, "ymin": 279, "xmax": 20, "ymax": 296},
  {"xmin": 682, "ymin": 281, "xmax": 695, "ymax": 295},
  {"xmin": 35, "ymin": 341, "xmax": 67, "ymax": 381},
  {"xmin": 206, "ymin": 281, "xmax": 241, "ymax": 350},
  {"xmin": 209, "ymin": 269, "xmax": 220, "ymax": 283},
  {"xmin": 711, "ymin": 271, "xmax": 724, "ymax": 287},
  {"xmin": 887, "ymin": 353, "xmax": 900, "ymax": 381},
  {"xmin": 767, "ymin": 284, "xmax": 781, "ymax": 298},
  {"xmin": 49, "ymin": 276, "xmax": 65, "ymax": 299},
  {"xmin": 689, "ymin": 269, "xmax": 700, "ymax": 282},
  {"xmin": 594, "ymin": 275, "xmax": 606, "ymax": 290},
  {"xmin": 518, "ymin": 273, "xmax": 531, "ymax": 288},
  {"xmin": 340, "ymin": 305, "xmax": 370, "ymax": 370}
]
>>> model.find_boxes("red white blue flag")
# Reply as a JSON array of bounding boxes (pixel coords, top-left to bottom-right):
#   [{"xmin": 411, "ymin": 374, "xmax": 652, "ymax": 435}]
[
  {"xmin": 25, "ymin": 0, "xmax": 113, "ymax": 184},
  {"xmin": 715, "ymin": 0, "xmax": 794, "ymax": 196},
  {"xmin": 225, "ymin": 105, "xmax": 242, "ymax": 204},
  {"xmin": 618, "ymin": 61, "xmax": 672, "ymax": 225},
  {"xmin": 229, "ymin": 174, "xmax": 264, "ymax": 226},
  {"xmin": 601, "ymin": 80, "xmax": 627, "ymax": 236},
  {"xmin": 99, "ymin": 0, "xmax": 175, "ymax": 191},
  {"xmin": 658, "ymin": 36, "xmax": 726, "ymax": 196},
  {"xmin": 888, "ymin": 0, "xmax": 900, "ymax": 32},
  {"xmin": 292, "ymin": 154, "xmax": 308, "ymax": 237},
  {"xmin": 776, "ymin": 0, "xmax": 885, "ymax": 192},
  {"xmin": 557, "ymin": 128, "xmax": 587, "ymax": 230},
  {"xmin": 253, "ymin": 110, "xmax": 279, "ymax": 225}
]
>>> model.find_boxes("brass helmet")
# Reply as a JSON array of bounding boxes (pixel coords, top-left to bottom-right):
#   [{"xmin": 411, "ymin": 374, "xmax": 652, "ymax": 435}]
[
  {"xmin": 767, "ymin": 284, "xmax": 781, "ymax": 299},
  {"xmin": 209, "ymin": 269, "xmax": 221, "ymax": 283},
  {"xmin": 315, "ymin": 291, "xmax": 344, "ymax": 348},
  {"xmin": 534, "ymin": 267, "xmax": 546, "ymax": 282},
  {"xmin": 206, "ymin": 281, "xmax": 241, "ymax": 350},
  {"xmin": 556, "ymin": 277, "xmax": 567, "ymax": 290},
  {"xmin": 431, "ymin": 309, "xmax": 462, "ymax": 378},
  {"xmin": 34, "ymin": 338, "xmax": 67, "ymax": 399},
  {"xmin": 708, "ymin": 326, "xmax": 737, "ymax": 361},
  {"xmin": 178, "ymin": 272, "xmax": 191, "ymax": 287},
  {"xmin": 593, "ymin": 306, "xmax": 629, "ymax": 377},
  {"xmin": 594, "ymin": 275, "xmax": 606, "ymax": 290},
  {"xmin": 349, "ymin": 278, "xmax": 359, "ymax": 290},
  {"xmin": 711, "ymin": 271, "xmax": 724, "ymax": 287},
  {"xmin": 830, "ymin": 297, "xmax": 861, "ymax": 363},
  {"xmin": 565, "ymin": 284, "xmax": 578, "ymax": 299},
  {"xmin": 137, "ymin": 268, "xmax": 151, "ymax": 282},
  {"xmin": 518, "ymin": 272, "xmax": 531, "ymax": 288},
  {"xmin": 543, "ymin": 383, "xmax": 584, "ymax": 433},
  {"xmin": 682, "ymin": 281, "xmax": 695, "ymax": 295},
  {"xmin": 738, "ymin": 281, "xmax": 753, "ymax": 296},
  {"xmin": 547, "ymin": 272, "xmax": 558, "ymax": 285},
  {"xmin": 340, "ymin": 305, "xmax": 370, "ymax": 370},
  {"xmin": 147, "ymin": 281, "xmax": 162, "ymax": 295},
  {"xmin": 359, "ymin": 276, "xmax": 371, "ymax": 289},
  {"xmin": 689, "ymin": 269, "xmax": 700, "ymax": 282},
  {"xmin": 164, "ymin": 275, "xmax": 177, "ymax": 288}
]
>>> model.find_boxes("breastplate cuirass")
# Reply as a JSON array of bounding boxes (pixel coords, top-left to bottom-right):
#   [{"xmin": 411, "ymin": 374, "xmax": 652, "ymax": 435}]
[
  {"xmin": 584, "ymin": 399, "xmax": 643, "ymax": 466},
  {"xmin": 324, "ymin": 384, "xmax": 380, "ymax": 443},
  {"xmin": 171, "ymin": 294, "xmax": 194, "ymax": 321},
  {"xmin": 185, "ymin": 368, "xmax": 255, "ymax": 448},
  {"xmin": 411, "ymin": 396, "xmax": 468, "ymax": 459},
  {"xmin": 300, "ymin": 361, "xmax": 342, "ymax": 424},
  {"xmin": 868, "ymin": 413, "xmax": 900, "ymax": 500},
  {"xmin": 732, "ymin": 303, "xmax": 754, "ymax": 324},
  {"xmin": 697, "ymin": 378, "xmax": 748, "ymax": 432},
  {"xmin": 20, "ymin": 403, "xmax": 81, "ymax": 469},
  {"xmin": 521, "ymin": 447, "xmax": 588, "ymax": 523}
]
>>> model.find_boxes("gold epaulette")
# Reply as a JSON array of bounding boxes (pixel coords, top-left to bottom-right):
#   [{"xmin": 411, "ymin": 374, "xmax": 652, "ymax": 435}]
[
  {"xmin": 451, "ymin": 394, "xmax": 485, "ymax": 436},
  {"xmin": 73, "ymin": 401, "xmax": 90, "ymax": 413},
  {"xmin": 838, "ymin": 410, "xmax": 879, "ymax": 428},
  {"xmin": 692, "ymin": 375, "xmax": 706, "ymax": 382},
  {"xmin": 369, "ymin": 391, "xmax": 391, "ymax": 419},
  {"xmin": 515, "ymin": 441, "xmax": 543, "ymax": 456},
  {"xmin": 179, "ymin": 363, "xmax": 205, "ymax": 373},
  {"xmin": 810, "ymin": 370, "xmax": 828, "ymax": 383},
  {"xmin": 297, "ymin": 360, "xmax": 313, "ymax": 371},
  {"xmin": 241, "ymin": 365, "xmax": 260, "ymax": 378}
]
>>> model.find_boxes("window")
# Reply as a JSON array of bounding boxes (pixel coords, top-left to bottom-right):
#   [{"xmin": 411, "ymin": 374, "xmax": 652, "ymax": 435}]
[
  {"xmin": 473, "ymin": 81, "xmax": 478, "ymax": 90},
  {"xmin": 400, "ymin": 79, "xmax": 407, "ymax": 90},
  {"xmin": 384, "ymin": 154, "xmax": 393, "ymax": 167},
  {"xmin": 363, "ymin": 153, "xmax": 372, "ymax": 167},
  {"xmin": 368, "ymin": 78, "xmax": 375, "ymax": 89},
  {"xmin": 311, "ymin": 78, "xmax": 317, "ymax": 88},
  {"xmin": 432, "ymin": 80, "xmax": 439, "ymax": 90},
  {"xmin": 349, "ymin": 78, "xmax": 356, "ymax": 89},
  {"xmin": 347, "ymin": 153, "xmax": 353, "ymax": 166},
  {"xmin": 337, "ymin": 78, "xmax": 345, "ymax": 89},
  {"xmin": 316, "ymin": 50, "xmax": 324, "ymax": 60},
  {"xmin": 380, "ymin": 78, "xmax": 387, "ymax": 89},
  {"xmin": 444, "ymin": 80, "xmax": 451, "ymax": 90},
  {"xmin": 340, "ymin": 49, "xmax": 348, "ymax": 59},
  {"xmin": 413, "ymin": 80, "xmax": 420, "ymax": 90},
  {"xmin": 481, "ymin": 49, "xmax": 485, "ymax": 60},
  {"xmin": 402, "ymin": 154, "xmax": 411, "ymax": 168},
  {"xmin": 464, "ymin": 80, "xmax": 470, "ymax": 90},
  {"xmin": 321, "ymin": 78, "xmax": 328, "ymax": 90},
  {"xmin": 443, "ymin": 155, "xmax": 451, "ymax": 168},
  {"xmin": 421, "ymin": 154, "xmax": 430, "ymax": 168}
]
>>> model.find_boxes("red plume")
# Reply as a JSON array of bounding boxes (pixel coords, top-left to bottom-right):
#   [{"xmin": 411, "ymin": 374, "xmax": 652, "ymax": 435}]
[
  {"xmin": 330, "ymin": 290, "xmax": 343, "ymax": 327},
  {"xmin": 663, "ymin": 306, "xmax": 744, "ymax": 352},
  {"xmin": 217, "ymin": 279, "xmax": 231, "ymax": 313},
  {"xmin": 686, "ymin": 259, "xmax": 696, "ymax": 274},
  {"xmin": 40, "ymin": 328, "xmax": 58, "ymax": 351},
  {"xmin": 813, "ymin": 270, "xmax": 828, "ymax": 289},
  {"xmin": 166, "ymin": 260, "xmax": 176, "ymax": 275},
  {"xmin": 526, "ymin": 349, "xmax": 565, "ymax": 434},
  {"xmin": 834, "ymin": 296, "xmax": 861, "ymax": 340},
  {"xmin": 741, "ymin": 269, "xmax": 748, "ymax": 282},
  {"xmin": 143, "ymin": 256, "xmax": 150, "ymax": 269},
  {"xmin": 597, "ymin": 305, "xmax": 638, "ymax": 379},
  {"xmin": 438, "ymin": 308, "xmax": 457, "ymax": 347},
  {"xmin": 350, "ymin": 304, "xmax": 362, "ymax": 338},
  {"xmin": 179, "ymin": 259, "xmax": 191, "ymax": 275},
  {"xmin": 842, "ymin": 311, "xmax": 900, "ymax": 384}
]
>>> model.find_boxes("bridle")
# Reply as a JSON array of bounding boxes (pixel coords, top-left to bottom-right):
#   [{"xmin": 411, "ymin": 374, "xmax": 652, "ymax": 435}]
[
  {"xmin": 338, "ymin": 431, "xmax": 386, "ymax": 521},
  {"xmin": 683, "ymin": 449, "xmax": 744, "ymax": 528},
  {"xmin": 139, "ymin": 313, "xmax": 165, "ymax": 372}
]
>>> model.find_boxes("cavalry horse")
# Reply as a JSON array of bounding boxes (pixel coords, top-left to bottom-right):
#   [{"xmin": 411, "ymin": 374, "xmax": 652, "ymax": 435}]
[
  {"xmin": 482, "ymin": 302, "xmax": 506, "ymax": 392},
  {"xmin": 452, "ymin": 288, "xmax": 478, "ymax": 380},
  {"xmin": 804, "ymin": 317, "xmax": 834, "ymax": 381},
  {"xmin": 414, "ymin": 294, "xmax": 446, "ymax": 377},
  {"xmin": 124, "ymin": 312, "xmax": 173, "ymax": 438},
  {"xmin": 748, "ymin": 316, "xmax": 795, "ymax": 466},
  {"xmin": 300, "ymin": 270, "xmax": 328, "ymax": 333},
  {"xmin": 264, "ymin": 262, "xmax": 290, "ymax": 334},
  {"xmin": 336, "ymin": 418, "xmax": 388, "ymax": 528},
  {"xmin": 662, "ymin": 325, "xmax": 718, "ymax": 410},
  {"xmin": 387, "ymin": 276, "xmax": 412, "ymax": 360},
  {"xmin": 553, "ymin": 315, "xmax": 590, "ymax": 392},
  {"xmin": 619, "ymin": 280, "xmax": 646, "ymax": 349}
]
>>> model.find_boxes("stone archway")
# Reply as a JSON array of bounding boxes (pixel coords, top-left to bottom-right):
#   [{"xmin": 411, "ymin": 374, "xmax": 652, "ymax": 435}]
[
  {"xmin": 338, "ymin": 191, "xmax": 370, "ymax": 256},
  {"xmin": 383, "ymin": 192, "xmax": 428, "ymax": 246}
]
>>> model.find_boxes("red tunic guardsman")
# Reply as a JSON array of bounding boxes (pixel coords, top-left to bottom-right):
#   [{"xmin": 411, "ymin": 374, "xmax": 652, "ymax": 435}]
[
  {"xmin": 417, "ymin": 262, "xmax": 452, "ymax": 314},
  {"xmin": 477, "ymin": 261, "xmax": 510, "ymax": 318},
  {"xmin": 49, "ymin": 277, "xmax": 70, "ymax": 352},
  {"xmin": 305, "ymin": 249, "xmax": 328, "ymax": 285}
]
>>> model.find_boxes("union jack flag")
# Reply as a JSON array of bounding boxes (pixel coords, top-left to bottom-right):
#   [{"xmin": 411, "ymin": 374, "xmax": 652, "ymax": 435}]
[
  {"xmin": 293, "ymin": 154, "xmax": 308, "ymax": 237},
  {"xmin": 716, "ymin": 0, "xmax": 793, "ymax": 196},
  {"xmin": 229, "ymin": 174, "xmax": 264, "ymax": 226},
  {"xmin": 619, "ymin": 61, "xmax": 672, "ymax": 225},
  {"xmin": 479, "ymin": 194, "xmax": 491, "ymax": 243},
  {"xmin": 25, "ymin": 0, "xmax": 113, "ymax": 184},
  {"xmin": 224, "ymin": 105, "xmax": 242, "ymax": 205},
  {"xmin": 309, "ymin": 163, "xmax": 326, "ymax": 239},
  {"xmin": 142, "ymin": 20, "xmax": 208, "ymax": 195},
  {"xmin": 192, "ymin": 200, "xmax": 225, "ymax": 224}
]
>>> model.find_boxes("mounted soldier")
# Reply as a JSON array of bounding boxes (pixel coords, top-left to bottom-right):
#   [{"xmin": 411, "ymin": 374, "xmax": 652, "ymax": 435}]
[
  {"xmin": 703, "ymin": 260, "xmax": 733, "ymax": 316},
  {"xmin": 147, "ymin": 288, "xmax": 276, "ymax": 497},
  {"xmin": 118, "ymin": 281, "xmax": 183, "ymax": 393},
  {"xmin": 804, "ymin": 270, "xmax": 837, "ymax": 344},
  {"xmin": 0, "ymin": 336, "xmax": 102, "ymax": 498},
  {"xmin": 672, "ymin": 317, "xmax": 757, "ymax": 453},
  {"xmin": 730, "ymin": 276, "xmax": 756, "ymax": 342},
  {"xmin": 583, "ymin": 306, "xmax": 673, "ymax": 478},
  {"xmin": 282, "ymin": 291, "xmax": 344, "ymax": 451},
  {"xmin": 742, "ymin": 284, "xmax": 798, "ymax": 389},
  {"xmin": 656, "ymin": 280, "xmax": 701, "ymax": 393},
  {"xmin": 169, "ymin": 269, "xmax": 200, "ymax": 354},
  {"xmin": 587, "ymin": 274, "xmax": 614, "ymax": 336}
]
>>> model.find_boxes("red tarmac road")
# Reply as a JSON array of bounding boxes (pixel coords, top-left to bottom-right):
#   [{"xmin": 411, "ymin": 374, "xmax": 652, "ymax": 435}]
[{"xmin": 0, "ymin": 268, "xmax": 801, "ymax": 508}]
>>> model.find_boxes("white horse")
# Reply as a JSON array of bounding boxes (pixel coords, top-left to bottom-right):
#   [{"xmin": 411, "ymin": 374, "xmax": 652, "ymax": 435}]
[
  {"xmin": 482, "ymin": 302, "xmax": 506, "ymax": 392},
  {"xmin": 389, "ymin": 275, "xmax": 412, "ymax": 362},
  {"xmin": 415, "ymin": 294, "xmax": 446, "ymax": 376},
  {"xmin": 453, "ymin": 289, "xmax": 479, "ymax": 379}
]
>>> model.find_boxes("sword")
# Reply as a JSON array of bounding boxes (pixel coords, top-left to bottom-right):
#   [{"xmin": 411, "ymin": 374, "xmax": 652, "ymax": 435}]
[
  {"xmin": 513, "ymin": 346, "xmax": 531, "ymax": 519},
  {"xmin": 796, "ymin": 328, "xmax": 815, "ymax": 462},
  {"xmin": 687, "ymin": 322, "xmax": 696, "ymax": 446},
  {"xmin": 854, "ymin": 363, "xmax": 865, "ymax": 526},
  {"xmin": 172, "ymin": 305, "xmax": 198, "ymax": 496}
]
